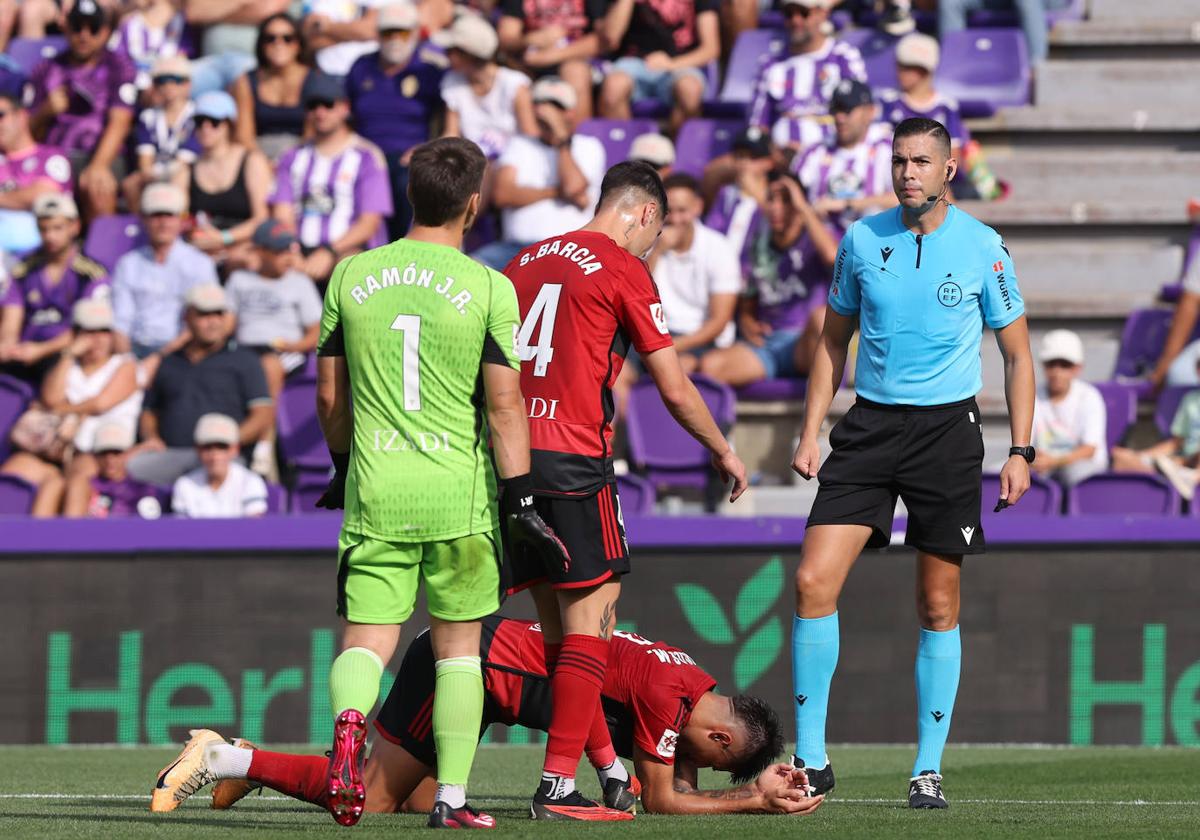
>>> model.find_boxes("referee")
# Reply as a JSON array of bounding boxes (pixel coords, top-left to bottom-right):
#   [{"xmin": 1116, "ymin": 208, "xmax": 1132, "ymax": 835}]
[{"xmin": 789, "ymin": 117, "xmax": 1035, "ymax": 809}]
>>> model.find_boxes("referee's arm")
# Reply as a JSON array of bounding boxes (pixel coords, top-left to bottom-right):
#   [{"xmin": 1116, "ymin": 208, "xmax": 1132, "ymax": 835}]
[
  {"xmin": 995, "ymin": 315, "xmax": 1035, "ymax": 505},
  {"xmin": 792, "ymin": 309, "xmax": 857, "ymax": 480}
]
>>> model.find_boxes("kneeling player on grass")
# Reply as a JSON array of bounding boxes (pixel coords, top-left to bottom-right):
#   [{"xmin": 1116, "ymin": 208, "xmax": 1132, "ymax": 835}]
[{"xmin": 150, "ymin": 617, "xmax": 824, "ymax": 818}]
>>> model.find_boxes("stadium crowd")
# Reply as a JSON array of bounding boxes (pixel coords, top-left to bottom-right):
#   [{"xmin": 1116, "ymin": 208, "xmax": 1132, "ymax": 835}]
[{"xmin": 0, "ymin": 0, "xmax": 1194, "ymax": 518}]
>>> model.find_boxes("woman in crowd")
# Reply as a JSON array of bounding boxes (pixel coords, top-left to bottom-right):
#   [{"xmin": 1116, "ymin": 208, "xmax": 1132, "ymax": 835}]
[{"xmin": 230, "ymin": 13, "xmax": 319, "ymax": 161}]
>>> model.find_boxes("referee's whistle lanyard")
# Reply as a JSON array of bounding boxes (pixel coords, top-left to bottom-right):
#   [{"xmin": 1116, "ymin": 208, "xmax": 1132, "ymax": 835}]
[{"xmin": 914, "ymin": 234, "xmax": 923, "ymax": 269}]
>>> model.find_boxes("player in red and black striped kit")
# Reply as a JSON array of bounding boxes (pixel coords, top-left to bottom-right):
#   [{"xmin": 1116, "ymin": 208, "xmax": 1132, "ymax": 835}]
[
  {"xmin": 500, "ymin": 161, "xmax": 749, "ymax": 819},
  {"xmin": 155, "ymin": 616, "xmax": 823, "ymax": 818}
]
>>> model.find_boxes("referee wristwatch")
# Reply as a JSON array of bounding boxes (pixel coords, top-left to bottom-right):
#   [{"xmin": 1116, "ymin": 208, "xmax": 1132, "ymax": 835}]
[{"xmin": 1009, "ymin": 446, "xmax": 1036, "ymax": 463}]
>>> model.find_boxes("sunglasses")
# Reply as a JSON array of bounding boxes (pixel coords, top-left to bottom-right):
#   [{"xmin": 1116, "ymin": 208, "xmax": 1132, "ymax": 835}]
[
  {"xmin": 785, "ymin": 5, "xmax": 814, "ymax": 18},
  {"xmin": 199, "ymin": 442, "xmax": 233, "ymax": 451},
  {"xmin": 78, "ymin": 327, "xmax": 112, "ymax": 334},
  {"xmin": 68, "ymin": 20, "xmax": 104, "ymax": 35},
  {"xmin": 153, "ymin": 74, "xmax": 188, "ymax": 86},
  {"xmin": 380, "ymin": 28, "xmax": 415, "ymax": 38},
  {"xmin": 145, "ymin": 211, "xmax": 177, "ymax": 219},
  {"xmin": 263, "ymin": 32, "xmax": 298, "ymax": 45},
  {"xmin": 305, "ymin": 98, "xmax": 338, "ymax": 111},
  {"xmin": 195, "ymin": 116, "xmax": 225, "ymax": 128}
]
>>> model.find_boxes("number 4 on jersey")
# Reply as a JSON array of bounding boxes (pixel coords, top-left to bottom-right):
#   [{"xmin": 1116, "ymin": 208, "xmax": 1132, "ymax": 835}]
[{"xmin": 517, "ymin": 284, "xmax": 562, "ymax": 377}]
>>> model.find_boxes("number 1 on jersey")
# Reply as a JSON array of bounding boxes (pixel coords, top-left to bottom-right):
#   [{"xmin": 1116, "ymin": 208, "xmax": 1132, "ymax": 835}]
[
  {"xmin": 389, "ymin": 313, "xmax": 421, "ymax": 410},
  {"xmin": 517, "ymin": 284, "xmax": 562, "ymax": 377}
]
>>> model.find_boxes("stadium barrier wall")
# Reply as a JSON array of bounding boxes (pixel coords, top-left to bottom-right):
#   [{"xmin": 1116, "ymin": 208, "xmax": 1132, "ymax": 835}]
[{"xmin": 2, "ymin": 515, "xmax": 1199, "ymax": 747}]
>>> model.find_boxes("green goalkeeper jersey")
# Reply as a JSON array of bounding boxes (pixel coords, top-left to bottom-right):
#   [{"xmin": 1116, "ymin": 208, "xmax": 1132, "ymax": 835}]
[{"xmin": 318, "ymin": 239, "xmax": 521, "ymax": 543}]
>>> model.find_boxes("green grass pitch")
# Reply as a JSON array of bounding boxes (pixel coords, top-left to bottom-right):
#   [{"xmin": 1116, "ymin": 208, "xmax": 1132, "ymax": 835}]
[{"xmin": 1, "ymin": 744, "xmax": 1197, "ymax": 838}]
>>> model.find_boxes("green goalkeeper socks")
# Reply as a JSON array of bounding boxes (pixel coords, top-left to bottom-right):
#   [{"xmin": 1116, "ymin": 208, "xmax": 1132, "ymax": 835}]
[
  {"xmin": 329, "ymin": 646, "xmax": 384, "ymax": 716},
  {"xmin": 433, "ymin": 656, "xmax": 485, "ymax": 786}
]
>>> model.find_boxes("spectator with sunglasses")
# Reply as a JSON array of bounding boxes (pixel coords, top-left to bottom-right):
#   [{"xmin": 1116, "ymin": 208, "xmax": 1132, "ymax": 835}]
[
  {"xmin": 232, "ymin": 14, "xmax": 322, "ymax": 162},
  {"xmin": 346, "ymin": 1, "xmax": 445, "ymax": 239},
  {"xmin": 185, "ymin": 91, "xmax": 272, "ymax": 267},
  {"xmin": 29, "ymin": 0, "xmax": 137, "ymax": 220},
  {"xmin": 122, "ymin": 55, "xmax": 199, "ymax": 213},
  {"xmin": 0, "ymin": 90, "xmax": 73, "ymax": 254},
  {"xmin": 270, "ymin": 74, "xmax": 392, "ymax": 282}
]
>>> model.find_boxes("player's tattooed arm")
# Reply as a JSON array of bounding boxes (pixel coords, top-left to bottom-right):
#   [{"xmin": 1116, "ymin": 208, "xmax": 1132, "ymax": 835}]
[
  {"xmin": 671, "ymin": 781, "xmax": 757, "ymax": 800},
  {"xmin": 639, "ymin": 751, "xmax": 821, "ymax": 815}
]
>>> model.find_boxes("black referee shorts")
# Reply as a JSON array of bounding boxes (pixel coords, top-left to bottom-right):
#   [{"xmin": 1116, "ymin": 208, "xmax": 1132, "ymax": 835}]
[{"xmin": 808, "ymin": 396, "xmax": 986, "ymax": 555}]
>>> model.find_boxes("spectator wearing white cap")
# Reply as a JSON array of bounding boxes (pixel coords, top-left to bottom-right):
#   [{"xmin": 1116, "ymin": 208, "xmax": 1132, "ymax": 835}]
[
  {"xmin": 439, "ymin": 13, "xmax": 537, "ymax": 164},
  {"xmin": 629, "ymin": 132, "xmax": 674, "ymax": 179},
  {"xmin": 171, "ymin": 413, "xmax": 269, "ymax": 518},
  {"xmin": 1030, "ymin": 329, "xmax": 1107, "ymax": 487},
  {"xmin": 472, "ymin": 76, "xmax": 606, "ymax": 270},
  {"xmin": 496, "ymin": 0, "xmax": 608, "ymax": 122},
  {"xmin": 111, "ymin": 182, "xmax": 221, "ymax": 368},
  {"xmin": 122, "ymin": 55, "xmax": 199, "ymax": 212},
  {"xmin": 0, "ymin": 194, "xmax": 109, "ymax": 386},
  {"xmin": 129, "ymin": 284, "xmax": 274, "ymax": 486},
  {"xmin": 303, "ymin": 0, "xmax": 391, "ymax": 77},
  {"xmin": 62, "ymin": 421, "xmax": 163, "ymax": 518},
  {"xmin": 0, "ymin": 89, "xmax": 74, "ymax": 253}
]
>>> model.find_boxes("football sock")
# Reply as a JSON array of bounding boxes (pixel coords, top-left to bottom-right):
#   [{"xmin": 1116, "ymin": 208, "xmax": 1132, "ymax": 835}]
[
  {"xmin": 329, "ymin": 646, "xmax": 384, "ymax": 717},
  {"xmin": 596, "ymin": 758, "xmax": 629, "ymax": 786},
  {"xmin": 792, "ymin": 612, "xmax": 839, "ymax": 767},
  {"xmin": 246, "ymin": 749, "xmax": 329, "ymax": 807},
  {"xmin": 204, "ymin": 742, "xmax": 253, "ymax": 779},
  {"xmin": 433, "ymin": 656, "xmax": 485, "ymax": 787},
  {"xmin": 539, "ymin": 772, "xmax": 575, "ymax": 799},
  {"xmin": 543, "ymin": 633, "xmax": 609, "ymax": 782},
  {"xmin": 586, "ymin": 711, "xmax": 619, "ymax": 771},
  {"xmin": 435, "ymin": 783, "xmax": 466, "ymax": 809},
  {"xmin": 913, "ymin": 625, "xmax": 961, "ymax": 776}
]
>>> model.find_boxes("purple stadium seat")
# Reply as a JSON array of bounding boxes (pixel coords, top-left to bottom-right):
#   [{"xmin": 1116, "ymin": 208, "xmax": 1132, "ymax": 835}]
[
  {"xmin": 1154, "ymin": 386, "xmax": 1196, "ymax": 438},
  {"xmin": 265, "ymin": 483, "xmax": 288, "ymax": 514},
  {"xmin": 1113, "ymin": 309, "xmax": 1200, "ymax": 396},
  {"xmin": 5, "ymin": 36, "xmax": 66, "ymax": 75},
  {"xmin": 967, "ymin": 0, "xmax": 1085, "ymax": 28},
  {"xmin": 982, "ymin": 471, "xmax": 1061, "ymax": 515},
  {"xmin": 83, "ymin": 215, "xmax": 145, "ymax": 273},
  {"xmin": 0, "ymin": 373, "xmax": 33, "ymax": 464},
  {"xmin": 1066, "ymin": 473, "xmax": 1181, "ymax": 516},
  {"xmin": 1092, "ymin": 381, "xmax": 1137, "ymax": 450},
  {"xmin": 615, "ymin": 472, "xmax": 656, "ymax": 516},
  {"xmin": 277, "ymin": 380, "xmax": 331, "ymax": 471},
  {"xmin": 673, "ymin": 119, "xmax": 742, "ymax": 177},
  {"xmin": 736, "ymin": 379, "xmax": 808, "ymax": 401},
  {"xmin": 0, "ymin": 474, "xmax": 35, "ymax": 515},
  {"xmin": 575, "ymin": 118, "xmax": 659, "ymax": 166},
  {"xmin": 935, "ymin": 29, "xmax": 1031, "ymax": 118},
  {"xmin": 838, "ymin": 29, "xmax": 900, "ymax": 93},
  {"xmin": 719, "ymin": 29, "xmax": 788, "ymax": 108},
  {"xmin": 626, "ymin": 374, "xmax": 735, "ymax": 493}
]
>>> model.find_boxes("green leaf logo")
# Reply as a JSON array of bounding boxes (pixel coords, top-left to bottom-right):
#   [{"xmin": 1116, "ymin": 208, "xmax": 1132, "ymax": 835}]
[
  {"xmin": 735, "ymin": 556, "xmax": 783, "ymax": 632},
  {"xmin": 675, "ymin": 583, "xmax": 734, "ymax": 644},
  {"xmin": 735, "ymin": 617, "xmax": 782, "ymax": 691}
]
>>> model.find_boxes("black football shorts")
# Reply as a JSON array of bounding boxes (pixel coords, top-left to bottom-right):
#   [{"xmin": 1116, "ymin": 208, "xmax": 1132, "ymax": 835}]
[{"xmin": 807, "ymin": 396, "xmax": 986, "ymax": 555}]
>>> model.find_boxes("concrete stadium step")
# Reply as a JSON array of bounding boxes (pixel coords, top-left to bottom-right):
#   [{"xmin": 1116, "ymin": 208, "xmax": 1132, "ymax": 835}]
[
  {"xmin": 1089, "ymin": 0, "xmax": 1200, "ymax": 21},
  {"xmin": 1052, "ymin": 18, "xmax": 1200, "ymax": 48},
  {"xmin": 983, "ymin": 150, "xmax": 1200, "ymax": 205},
  {"xmin": 1035, "ymin": 59, "xmax": 1200, "ymax": 112},
  {"xmin": 971, "ymin": 106, "xmax": 1200, "ymax": 134},
  {"xmin": 961, "ymin": 199, "xmax": 1190, "ymax": 226}
]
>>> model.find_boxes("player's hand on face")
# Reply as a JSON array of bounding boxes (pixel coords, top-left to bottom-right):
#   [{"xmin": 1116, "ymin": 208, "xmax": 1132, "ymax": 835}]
[
  {"xmin": 999, "ymin": 454, "xmax": 1031, "ymax": 507},
  {"xmin": 712, "ymin": 449, "xmax": 748, "ymax": 503},
  {"xmin": 792, "ymin": 436, "xmax": 822, "ymax": 480}
]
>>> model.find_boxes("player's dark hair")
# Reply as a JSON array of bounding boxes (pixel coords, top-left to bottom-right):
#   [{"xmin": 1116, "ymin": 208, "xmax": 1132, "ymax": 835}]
[
  {"xmin": 596, "ymin": 160, "xmax": 668, "ymax": 216},
  {"xmin": 893, "ymin": 117, "xmax": 952, "ymax": 159},
  {"xmin": 407, "ymin": 137, "xmax": 488, "ymax": 227},
  {"xmin": 662, "ymin": 172, "xmax": 701, "ymax": 198},
  {"xmin": 728, "ymin": 694, "xmax": 784, "ymax": 785}
]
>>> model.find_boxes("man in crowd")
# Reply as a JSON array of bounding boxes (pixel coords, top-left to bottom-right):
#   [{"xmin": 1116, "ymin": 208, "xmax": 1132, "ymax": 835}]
[
  {"xmin": 171, "ymin": 413, "xmax": 270, "ymax": 518},
  {"xmin": 0, "ymin": 90, "xmax": 73, "ymax": 253},
  {"xmin": 705, "ymin": 129, "xmax": 773, "ymax": 258},
  {"xmin": 473, "ymin": 77, "xmax": 605, "ymax": 270},
  {"xmin": 792, "ymin": 79, "xmax": 897, "ymax": 236},
  {"xmin": 629, "ymin": 132, "xmax": 675, "ymax": 179},
  {"xmin": 29, "ymin": 0, "xmax": 137, "ymax": 219},
  {"xmin": 346, "ymin": 1, "xmax": 446, "ymax": 239},
  {"xmin": 128, "ymin": 285, "xmax": 273, "ymax": 486},
  {"xmin": 1031, "ymin": 329, "xmax": 1108, "ymax": 488},
  {"xmin": 598, "ymin": 0, "xmax": 720, "ymax": 133},
  {"xmin": 271, "ymin": 74, "xmax": 393, "ymax": 282},
  {"xmin": 700, "ymin": 171, "xmax": 837, "ymax": 386},
  {"xmin": 0, "ymin": 194, "xmax": 108, "ymax": 384}
]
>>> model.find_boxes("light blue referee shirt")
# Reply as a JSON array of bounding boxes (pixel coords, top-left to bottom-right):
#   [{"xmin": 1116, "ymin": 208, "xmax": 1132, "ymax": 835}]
[{"xmin": 828, "ymin": 204, "xmax": 1024, "ymax": 406}]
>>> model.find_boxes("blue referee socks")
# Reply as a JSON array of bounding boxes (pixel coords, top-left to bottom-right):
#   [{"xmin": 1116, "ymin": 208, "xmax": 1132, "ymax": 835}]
[
  {"xmin": 912, "ymin": 625, "xmax": 961, "ymax": 775},
  {"xmin": 791, "ymin": 612, "xmax": 839, "ymax": 766}
]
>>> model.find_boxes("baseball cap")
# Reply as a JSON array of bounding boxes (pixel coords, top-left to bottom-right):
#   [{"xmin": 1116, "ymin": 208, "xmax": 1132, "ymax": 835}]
[
  {"xmin": 1039, "ymin": 329, "xmax": 1085, "ymax": 366},
  {"xmin": 33, "ymin": 193, "xmax": 79, "ymax": 220},
  {"xmin": 151, "ymin": 54, "xmax": 191, "ymax": 80},
  {"xmin": 185, "ymin": 284, "xmax": 228, "ymax": 313},
  {"xmin": 304, "ymin": 72, "xmax": 348, "ymax": 106},
  {"xmin": 93, "ymin": 422, "xmax": 135, "ymax": 454},
  {"xmin": 141, "ymin": 182, "xmax": 186, "ymax": 216},
  {"xmin": 630, "ymin": 133, "xmax": 675, "ymax": 168},
  {"xmin": 194, "ymin": 90, "xmax": 237, "ymax": 121},
  {"xmin": 531, "ymin": 77, "xmax": 576, "ymax": 111},
  {"xmin": 732, "ymin": 127, "xmax": 772, "ymax": 159},
  {"xmin": 67, "ymin": 0, "xmax": 109, "ymax": 29},
  {"xmin": 896, "ymin": 32, "xmax": 940, "ymax": 72},
  {"xmin": 829, "ymin": 78, "xmax": 874, "ymax": 112},
  {"xmin": 433, "ymin": 13, "xmax": 499, "ymax": 60},
  {"xmin": 194, "ymin": 413, "xmax": 240, "ymax": 447},
  {"xmin": 73, "ymin": 297, "xmax": 114, "ymax": 330},
  {"xmin": 378, "ymin": 1, "xmax": 419, "ymax": 31},
  {"xmin": 252, "ymin": 219, "xmax": 298, "ymax": 252}
]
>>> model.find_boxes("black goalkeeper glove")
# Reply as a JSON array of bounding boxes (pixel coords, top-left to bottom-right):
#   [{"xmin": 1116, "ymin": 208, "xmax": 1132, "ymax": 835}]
[
  {"xmin": 501, "ymin": 474, "xmax": 570, "ymax": 573},
  {"xmin": 315, "ymin": 450, "xmax": 350, "ymax": 510}
]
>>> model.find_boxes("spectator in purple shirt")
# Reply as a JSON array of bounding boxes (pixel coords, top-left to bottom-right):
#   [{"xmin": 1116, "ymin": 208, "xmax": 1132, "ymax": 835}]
[
  {"xmin": 29, "ymin": 0, "xmax": 138, "ymax": 220},
  {"xmin": 122, "ymin": 55, "xmax": 200, "ymax": 213},
  {"xmin": 0, "ymin": 89, "xmax": 73, "ymax": 253},
  {"xmin": 698, "ymin": 170, "xmax": 837, "ymax": 385},
  {"xmin": 63, "ymin": 422, "xmax": 163, "ymax": 519},
  {"xmin": 0, "ymin": 194, "xmax": 109, "ymax": 385},
  {"xmin": 705, "ymin": 129, "xmax": 773, "ymax": 259},
  {"xmin": 110, "ymin": 0, "xmax": 187, "ymax": 93},
  {"xmin": 271, "ymin": 72, "xmax": 393, "ymax": 281}
]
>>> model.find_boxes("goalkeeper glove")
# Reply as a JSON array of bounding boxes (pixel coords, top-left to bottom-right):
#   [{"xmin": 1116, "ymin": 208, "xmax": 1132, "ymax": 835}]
[
  {"xmin": 315, "ymin": 450, "xmax": 349, "ymax": 510},
  {"xmin": 501, "ymin": 474, "xmax": 570, "ymax": 573}
]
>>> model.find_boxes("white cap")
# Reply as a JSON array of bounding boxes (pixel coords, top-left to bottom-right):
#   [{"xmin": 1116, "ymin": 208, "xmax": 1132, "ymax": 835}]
[
  {"xmin": 151, "ymin": 54, "xmax": 191, "ymax": 80},
  {"xmin": 141, "ymin": 182, "xmax": 186, "ymax": 216},
  {"xmin": 33, "ymin": 192, "xmax": 79, "ymax": 220},
  {"xmin": 896, "ymin": 32, "xmax": 940, "ymax": 72},
  {"xmin": 93, "ymin": 422, "xmax": 135, "ymax": 453},
  {"xmin": 194, "ymin": 413, "xmax": 240, "ymax": 447},
  {"xmin": 630, "ymin": 133, "xmax": 675, "ymax": 167},
  {"xmin": 73, "ymin": 297, "xmax": 114, "ymax": 330},
  {"xmin": 378, "ymin": 1, "xmax": 419, "ymax": 32},
  {"xmin": 1039, "ymin": 329, "xmax": 1085, "ymax": 366},
  {"xmin": 531, "ymin": 76, "xmax": 577, "ymax": 111},
  {"xmin": 432, "ymin": 13, "xmax": 499, "ymax": 60},
  {"xmin": 185, "ymin": 284, "xmax": 228, "ymax": 313}
]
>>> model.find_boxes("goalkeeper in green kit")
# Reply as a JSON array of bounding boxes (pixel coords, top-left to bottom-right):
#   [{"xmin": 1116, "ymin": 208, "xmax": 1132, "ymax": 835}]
[{"xmin": 313, "ymin": 137, "xmax": 570, "ymax": 829}]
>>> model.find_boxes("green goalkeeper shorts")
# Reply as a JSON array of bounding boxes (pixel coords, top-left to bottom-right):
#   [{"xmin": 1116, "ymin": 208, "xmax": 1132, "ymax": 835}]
[{"xmin": 336, "ymin": 528, "xmax": 503, "ymax": 624}]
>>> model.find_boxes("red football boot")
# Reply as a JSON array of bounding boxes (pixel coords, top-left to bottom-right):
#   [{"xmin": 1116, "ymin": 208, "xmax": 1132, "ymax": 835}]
[{"xmin": 326, "ymin": 709, "xmax": 367, "ymax": 826}]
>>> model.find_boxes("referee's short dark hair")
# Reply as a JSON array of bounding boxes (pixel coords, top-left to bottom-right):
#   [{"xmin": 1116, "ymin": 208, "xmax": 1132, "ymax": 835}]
[
  {"xmin": 893, "ymin": 117, "xmax": 952, "ymax": 158},
  {"xmin": 728, "ymin": 694, "xmax": 784, "ymax": 785},
  {"xmin": 597, "ymin": 160, "xmax": 668, "ymax": 215},
  {"xmin": 407, "ymin": 137, "xmax": 488, "ymax": 227}
]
